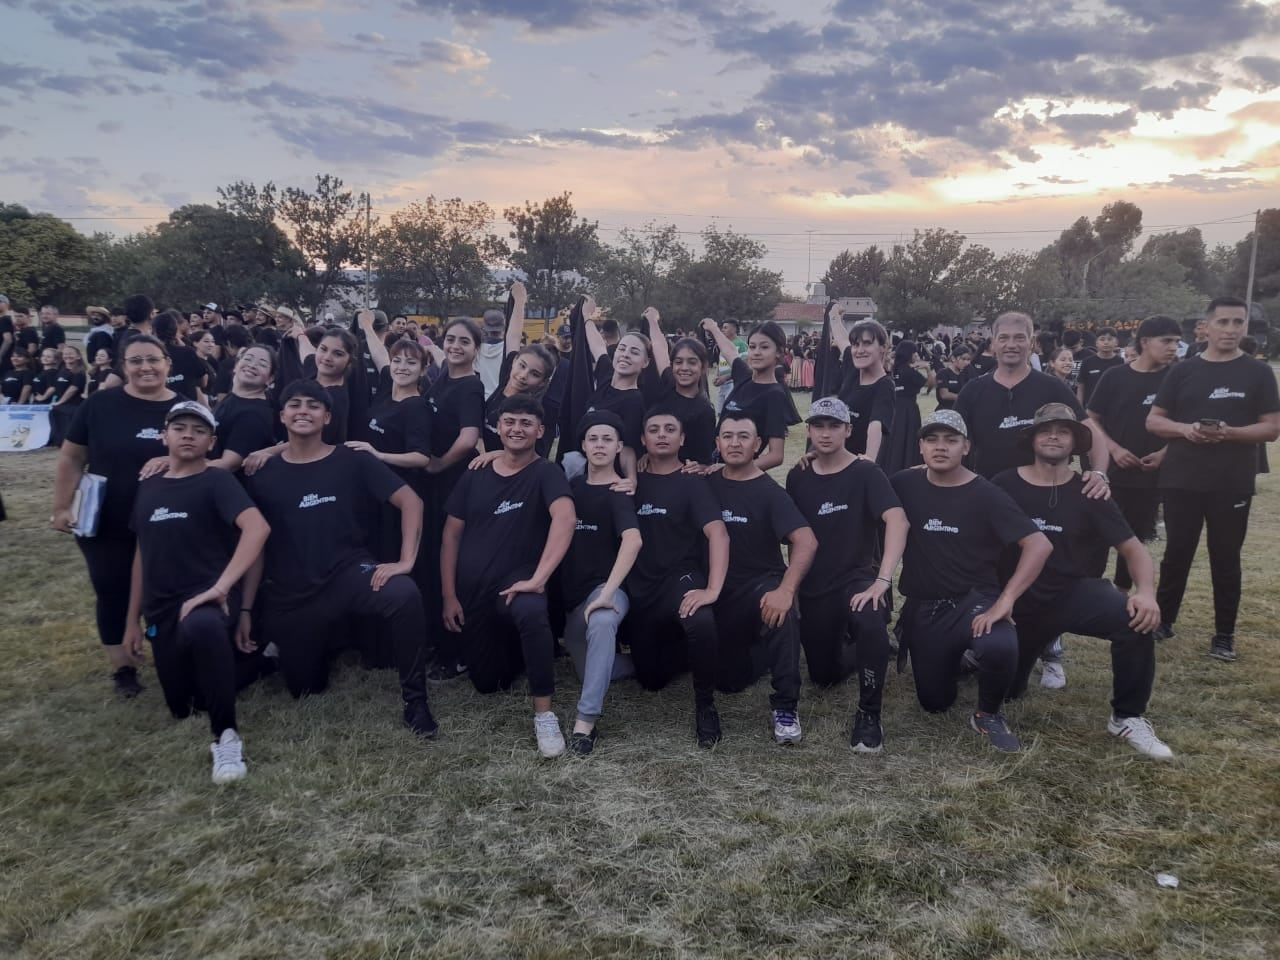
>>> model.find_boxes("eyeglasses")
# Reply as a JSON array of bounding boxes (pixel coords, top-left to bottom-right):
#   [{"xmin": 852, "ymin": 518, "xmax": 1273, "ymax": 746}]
[{"xmin": 125, "ymin": 356, "xmax": 167, "ymax": 367}]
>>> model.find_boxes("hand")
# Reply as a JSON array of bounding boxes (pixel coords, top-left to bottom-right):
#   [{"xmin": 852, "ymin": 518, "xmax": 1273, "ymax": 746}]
[
  {"xmin": 1185, "ymin": 422, "xmax": 1224, "ymax": 444},
  {"xmin": 642, "ymin": 306, "xmax": 660, "ymax": 328},
  {"xmin": 680, "ymin": 588, "xmax": 718, "ymax": 618},
  {"xmin": 443, "ymin": 596, "xmax": 465, "ymax": 632},
  {"xmin": 137, "ymin": 456, "xmax": 170, "ymax": 480},
  {"xmin": 499, "ymin": 578, "xmax": 545, "ymax": 605},
  {"xmin": 425, "ymin": 456, "xmax": 446, "ymax": 474},
  {"xmin": 828, "ymin": 304, "xmax": 844, "ymax": 323},
  {"xmin": 370, "ymin": 561, "xmax": 410, "ymax": 592},
  {"xmin": 581, "ymin": 296, "xmax": 599, "ymax": 322},
  {"xmin": 713, "ymin": 374, "xmax": 731, "ymax": 386},
  {"xmin": 971, "ymin": 596, "xmax": 1014, "ymax": 637},
  {"xmin": 609, "ymin": 476, "xmax": 636, "ymax": 495},
  {"xmin": 345, "ymin": 440, "xmax": 378, "ymax": 456},
  {"xmin": 467, "ymin": 450, "xmax": 502, "ymax": 471},
  {"xmin": 699, "ymin": 317, "xmax": 717, "ymax": 334},
  {"xmin": 243, "ymin": 448, "xmax": 274, "ymax": 476},
  {"xmin": 510, "ymin": 280, "xmax": 527, "ymax": 303},
  {"xmin": 1127, "ymin": 590, "xmax": 1162, "ymax": 634},
  {"xmin": 357, "ymin": 309, "xmax": 375, "ymax": 329},
  {"xmin": 583, "ymin": 589, "xmax": 620, "ymax": 623},
  {"xmin": 180, "ymin": 585, "xmax": 228, "ymax": 622},
  {"xmin": 850, "ymin": 580, "xmax": 889, "ymax": 612},
  {"xmin": 680, "ymin": 460, "xmax": 711, "ymax": 474},
  {"xmin": 235, "ymin": 612, "xmax": 257, "ymax": 653},
  {"xmin": 124, "ymin": 621, "xmax": 147, "ymax": 660},
  {"xmin": 636, "ymin": 453, "xmax": 652, "ymax": 474},
  {"xmin": 1139, "ymin": 447, "xmax": 1166, "ymax": 471},
  {"xmin": 795, "ymin": 450, "xmax": 817, "ymax": 472},
  {"xmin": 50, "ymin": 507, "xmax": 75, "ymax": 533},
  {"xmin": 1109, "ymin": 444, "xmax": 1141, "ymax": 470},
  {"xmin": 1081, "ymin": 470, "xmax": 1111, "ymax": 500},
  {"xmin": 759, "ymin": 586, "xmax": 794, "ymax": 629}
]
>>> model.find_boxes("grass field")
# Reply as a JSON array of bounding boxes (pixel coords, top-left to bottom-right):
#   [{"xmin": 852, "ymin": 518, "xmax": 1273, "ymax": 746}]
[{"xmin": 2, "ymin": 396, "xmax": 1279, "ymax": 960}]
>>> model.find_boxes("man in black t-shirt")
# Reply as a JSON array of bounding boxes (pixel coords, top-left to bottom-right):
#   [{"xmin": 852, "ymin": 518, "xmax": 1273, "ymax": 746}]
[
  {"xmin": 1087, "ymin": 315, "xmax": 1181, "ymax": 589},
  {"xmin": 707, "ymin": 414, "xmax": 816, "ymax": 745},
  {"xmin": 39, "ymin": 305, "xmax": 66, "ymax": 352},
  {"xmin": 993, "ymin": 404, "xmax": 1172, "ymax": 759},
  {"xmin": 441, "ymin": 394, "xmax": 575, "ymax": 758},
  {"xmin": 786, "ymin": 397, "xmax": 907, "ymax": 754},
  {"xmin": 934, "ymin": 346, "xmax": 971, "ymax": 410},
  {"xmin": 1076, "ymin": 327, "xmax": 1123, "ymax": 407},
  {"xmin": 242, "ymin": 380, "xmax": 436, "ymax": 738},
  {"xmin": 1147, "ymin": 296, "xmax": 1280, "ymax": 662},
  {"xmin": 124, "ymin": 401, "xmax": 271, "ymax": 783},
  {"xmin": 0, "ymin": 295, "xmax": 13, "ymax": 374},
  {"xmin": 890, "ymin": 409, "xmax": 1051, "ymax": 753},
  {"xmin": 626, "ymin": 411, "xmax": 729, "ymax": 747}
]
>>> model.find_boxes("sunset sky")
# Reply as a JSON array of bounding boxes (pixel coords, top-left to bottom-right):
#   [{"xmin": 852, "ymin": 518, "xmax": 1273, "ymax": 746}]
[{"xmin": 3, "ymin": 0, "xmax": 1278, "ymax": 295}]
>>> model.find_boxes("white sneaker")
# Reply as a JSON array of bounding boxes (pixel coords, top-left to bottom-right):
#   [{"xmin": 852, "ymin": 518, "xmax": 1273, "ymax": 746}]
[
  {"xmin": 772, "ymin": 709, "xmax": 803, "ymax": 745},
  {"xmin": 534, "ymin": 711, "xmax": 565, "ymax": 758},
  {"xmin": 211, "ymin": 729, "xmax": 248, "ymax": 783},
  {"xmin": 1040, "ymin": 662, "xmax": 1067, "ymax": 689},
  {"xmin": 1108, "ymin": 715, "xmax": 1174, "ymax": 760}
]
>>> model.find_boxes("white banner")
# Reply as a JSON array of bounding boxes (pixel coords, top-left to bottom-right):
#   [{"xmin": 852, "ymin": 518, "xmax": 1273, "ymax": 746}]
[{"xmin": 0, "ymin": 405, "xmax": 52, "ymax": 451}]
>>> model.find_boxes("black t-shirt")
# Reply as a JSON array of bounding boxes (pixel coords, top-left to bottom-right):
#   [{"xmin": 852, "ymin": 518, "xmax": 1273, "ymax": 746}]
[
  {"xmin": 88, "ymin": 366, "xmax": 112, "ymax": 394},
  {"xmin": 961, "ymin": 353, "xmax": 996, "ymax": 383},
  {"xmin": 561, "ymin": 476, "xmax": 639, "ymax": 611},
  {"xmin": 84, "ymin": 327, "xmax": 113, "ymax": 361},
  {"xmin": 483, "ymin": 352, "xmax": 555, "ymax": 457},
  {"xmin": 1086, "ymin": 364, "xmax": 1170, "ymax": 489},
  {"xmin": 112, "ymin": 327, "xmax": 146, "ymax": 369},
  {"xmin": 954, "ymin": 369, "xmax": 1084, "ymax": 478},
  {"xmin": 586, "ymin": 354, "xmax": 646, "ymax": 452},
  {"xmin": 31, "ymin": 369, "xmax": 59, "ymax": 402},
  {"xmin": 130, "ymin": 469, "xmax": 255, "ymax": 619},
  {"xmin": 40, "ymin": 324, "xmax": 66, "ymax": 351},
  {"xmin": 0, "ymin": 315, "xmax": 13, "ymax": 372},
  {"xmin": 653, "ymin": 368, "xmax": 716, "ymax": 464},
  {"xmin": 935, "ymin": 366, "xmax": 964, "ymax": 410},
  {"xmin": 628, "ymin": 469, "xmax": 721, "ymax": 599},
  {"xmin": 246, "ymin": 445, "xmax": 406, "ymax": 604},
  {"xmin": 993, "ymin": 469, "xmax": 1133, "ymax": 610},
  {"xmin": 427, "ymin": 372, "xmax": 484, "ymax": 482},
  {"xmin": 1153, "ymin": 354, "xmax": 1280, "ymax": 497},
  {"xmin": 444, "ymin": 458, "xmax": 572, "ymax": 606},
  {"xmin": 1, "ymin": 368, "xmax": 32, "ymax": 402},
  {"xmin": 213, "ymin": 355, "xmax": 237, "ymax": 398},
  {"xmin": 16, "ymin": 327, "xmax": 40, "ymax": 361},
  {"xmin": 894, "ymin": 366, "xmax": 926, "ymax": 400},
  {"xmin": 839, "ymin": 371, "xmax": 895, "ymax": 457},
  {"xmin": 66, "ymin": 388, "xmax": 174, "ymax": 538},
  {"xmin": 164, "ymin": 344, "xmax": 206, "ymax": 400},
  {"xmin": 722, "ymin": 357, "xmax": 793, "ymax": 441},
  {"xmin": 891, "ymin": 468, "xmax": 1037, "ymax": 601},
  {"xmin": 1077, "ymin": 353, "xmax": 1124, "ymax": 406},
  {"xmin": 214, "ymin": 393, "xmax": 278, "ymax": 461},
  {"xmin": 706, "ymin": 471, "xmax": 808, "ymax": 597},
  {"xmin": 367, "ymin": 393, "xmax": 432, "ymax": 481},
  {"xmin": 786, "ymin": 459, "xmax": 900, "ymax": 597},
  {"xmin": 52, "ymin": 369, "xmax": 86, "ymax": 405}
]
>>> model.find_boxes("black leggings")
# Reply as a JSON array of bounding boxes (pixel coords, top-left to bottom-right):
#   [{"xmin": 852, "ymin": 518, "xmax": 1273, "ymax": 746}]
[
  {"xmin": 798, "ymin": 580, "xmax": 891, "ymax": 713},
  {"xmin": 1157, "ymin": 488, "xmax": 1251, "ymax": 636},
  {"xmin": 76, "ymin": 535, "xmax": 135, "ymax": 647},
  {"xmin": 626, "ymin": 572, "xmax": 718, "ymax": 703},
  {"xmin": 148, "ymin": 603, "xmax": 239, "ymax": 737},
  {"xmin": 900, "ymin": 592, "xmax": 1017, "ymax": 715},
  {"xmin": 1110, "ymin": 485, "xmax": 1159, "ymax": 591}
]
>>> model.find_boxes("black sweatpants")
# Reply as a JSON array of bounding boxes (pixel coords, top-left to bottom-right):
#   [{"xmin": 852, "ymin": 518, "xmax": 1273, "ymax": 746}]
[
  {"xmin": 712, "ymin": 575, "xmax": 801, "ymax": 712},
  {"xmin": 626, "ymin": 571, "xmax": 718, "ymax": 703},
  {"xmin": 148, "ymin": 602, "xmax": 239, "ymax": 737},
  {"xmin": 798, "ymin": 579, "xmax": 890, "ymax": 714},
  {"xmin": 1157, "ymin": 488, "xmax": 1251, "ymax": 636},
  {"xmin": 263, "ymin": 563, "xmax": 429, "ymax": 705},
  {"xmin": 1013, "ymin": 579, "xmax": 1156, "ymax": 718},
  {"xmin": 461, "ymin": 584, "xmax": 556, "ymax": 698},
  {"xmin": 77, "ymin": 534, "xmax": 135, "ymax": 647},
  {"xmin": 1110, "ymin": 484, "xmax": 1160, "ymax": 591},
  {"xmin": 900, "ymin": 592, "xmax": 1017, "ymax": 714}
]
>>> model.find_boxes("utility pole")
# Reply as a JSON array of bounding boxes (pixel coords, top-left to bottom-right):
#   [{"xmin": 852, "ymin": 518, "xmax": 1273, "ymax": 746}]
[
  {"xmin": 362, "ymin": 192, "xmax": 373, "ymax": 308},
  {"xmin": 806, "ymin": 229, "xmax": 815, "ymax": 290},
  {"xmin": 1245, "ymin": 209, "xmax": 1260, "ymax": 316}
]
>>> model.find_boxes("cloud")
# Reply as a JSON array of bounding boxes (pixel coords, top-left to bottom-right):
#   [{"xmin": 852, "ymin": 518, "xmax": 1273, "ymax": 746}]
[
  {"xmin": 1039, "ymin": 175, "xmax": 1085, "ymax": 185},
  {"xmin": 1240, "ymin": 56, "xmax": 1280, "ymax": 89},
  {"xmin": 1051, "ymin": 109, "xmax": 1138, "ymax": 146},
  {"xmin": 399, "ymin": 40, "xmax": 492, "ymax": 72}
]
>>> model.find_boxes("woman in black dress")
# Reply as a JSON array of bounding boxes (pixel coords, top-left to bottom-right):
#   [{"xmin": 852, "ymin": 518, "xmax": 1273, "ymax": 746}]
[{"xmin": 883, "ymin": 339, "xmax": 933, "ymax": 474}]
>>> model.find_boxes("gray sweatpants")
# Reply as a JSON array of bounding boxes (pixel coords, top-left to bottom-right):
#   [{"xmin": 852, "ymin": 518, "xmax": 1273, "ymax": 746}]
[{"xmin": 563, "ymin": 584, "xmax": 633, "ymax": 723}]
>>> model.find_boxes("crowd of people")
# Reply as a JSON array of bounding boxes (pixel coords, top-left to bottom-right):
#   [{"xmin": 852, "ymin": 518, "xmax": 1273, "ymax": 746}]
[{"xmin": 9, "ymin": 282, "xmax": 1275, "ymax": 785}]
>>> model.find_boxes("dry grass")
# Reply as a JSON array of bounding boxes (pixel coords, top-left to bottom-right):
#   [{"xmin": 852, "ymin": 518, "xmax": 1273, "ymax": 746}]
[{"xmin": 2, "ymin": 393, "xmax": 1278, "ymax": 960}]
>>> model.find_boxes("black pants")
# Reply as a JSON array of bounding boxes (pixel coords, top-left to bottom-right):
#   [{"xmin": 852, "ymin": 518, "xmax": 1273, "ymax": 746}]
[
  {"xmin": 263, "ymin": 563, "xmax": 429, "ymax": 705},
  {"xmin": 1157, "ymin": 488, "xmax": 1251, "ymax": 636},
  {"xmin": 76, "ymin": 534, "xmax": 135, "ymax": 647},
  {"xmin": 1110, "ymin": 485, "xmax": 1159, "ymax": 591},
  {"xmin": 798, "ymin": 579, "xmax": 890, "ymax": 714},
  {"xmin": 1013, "ymin": 579, "xmax": 1155, "ymax": 718},
  {"xmin": 900, "ymin": 592, "xmax": 1017, "ymax": 714},
  {"xmin": 626, "ymin": 572, "xmax": 718, "ymax": 703},
  {"xmin": 148, "ymin": 603, "xmax": 239, "ymax": 737},
  {"xmin": 461, "ymin": 585, "xmax": 556, "ymax": 698},
  {"xmin": 713, "ymin": 575, "xmax": 801, "ymax": 712}
]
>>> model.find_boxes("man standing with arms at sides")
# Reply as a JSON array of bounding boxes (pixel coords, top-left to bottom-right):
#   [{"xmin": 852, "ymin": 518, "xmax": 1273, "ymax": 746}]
[
  {"xmin": 786, "ymin": 397, "xmax": 908, "ymax": 754},
  {"xmin": 934, "ymin": 345, "xmax": 971, "ymax": 411},
  {"xmin": 712, "ymin": 319, "xmax": 748, "ymax": 413},
  {"xmin": 993, "ymin": 404, "xmax": 1171, "ymax": 759},
  {"xmin": 626, "ymin": 410, "xmax": 729, "ymax": 747},
  {"xmin": 1076, "ymin": 327, "xmax": 1124, "ymax": 408},
  {"xmin": 1087, "ymin": 315, "xmax": 1182, "ymax": 590},
  {"xmin": 707, "ymin": 413, "xmax": 817, "ymax": 744},
  {"xmin": 1146, "ymin": 296, "xmax": 1280, "ymax": 662},
  {"xmin": 39, "ymin": 305, "xmax": 66, "ymax": 353},
  {"xmin": 891, "ymin": 410, "xmax": 1051, "ymax": 753},
  {"xmin": 240, "ymin": 380, "xmax": 436, "ymax": 738},
  {"xmin": 440, "ymin": 394, "xmax": 576, "ymax": 757}
]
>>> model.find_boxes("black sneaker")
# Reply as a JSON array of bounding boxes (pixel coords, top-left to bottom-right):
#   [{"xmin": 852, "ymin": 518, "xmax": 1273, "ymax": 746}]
[
  {"xmin": 695, "ymin": 701, "xmax": 722, "ymax": 748},
  {"xmin": 113, "ymin": 666, "xmax": 144, "ymax": 699},
  {"xmin": 402, "ymin": 699, "xmax": 439, "ymax": 738},
  {"xmin": 427, "ymin": 660, "xmax": 467, "ymax": 683},
  {"xmin": 1208, "ymin": 635, "xmax": 1237, "ymax": 662},
  {"xmin": 850, "ymin": 709, "xmax": 883, "ymax": 754},
  {"xmin": 568, "ymin": 729, "xmax": 597, "ymax": 755},
  {"xmin": 1153, "ymin": 622, "xmax": 1176, "ymax": 642},
  {"xmin": 970, "ymin": 711, "xmax": 1020, "ymax": 753}
]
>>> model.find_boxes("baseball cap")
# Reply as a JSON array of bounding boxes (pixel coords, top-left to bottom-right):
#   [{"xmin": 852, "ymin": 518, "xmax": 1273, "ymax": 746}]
[
  {"xmin": 0, "ymin": 294, "xmax": 9, "ymax": 305},
  {"xmin": 557, "ymin": 323, "xmax": 573, "ymax": 337},
  {"xmin": 165, "ymin": 400, "xmax": 218, "ymax": 430},
  {"xmin": 481, "ymin": 310, "xmax": 505, "ymax": 335},
  {"xmin": 919, "ymin": 409, "xmax": 968, "ymax": 438},
  {"xmin": 805, "ymin": 396, "xmax": 851, "ymax": 424},
  {"xmin": 203, "ymin": 302, "xmax": 219, "ymax": 312}
]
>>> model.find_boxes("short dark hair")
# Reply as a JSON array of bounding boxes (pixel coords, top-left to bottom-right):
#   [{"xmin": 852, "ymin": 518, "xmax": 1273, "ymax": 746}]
[
  {"xmin": 1134, "ymin": 315, "xmax": 1181, "ymax": 353},
  {"xmin": 1097, "ymin": 327, "xmax": 1117, "ymax": 338},
  {"xmin": 1061, "ymin": 329, "xmax": 1081, "ymax": 348},
  {"xmin": 224, "ymin": 324, "xmax": 253, "ymax": 350},
  {"xmin": 1207, "ymin": 295, "xmax": 1248, "ymax": 316},
  {"xmin": 951, "ymin": 344, "xmax": 973, "ymax": 359},
  {"xmin": 716, "ymin": 411, "xmax": 759, "ymax": 435},
  {"xmin": 644, "ymin": 406, "xmax": 686, "ymax": 429},
  {"xmin": 497, "ymin": 393, "xmax": 544, "ymax": 422},
  {"xmin": 109, "ymin": 306, "xmax": 126, "ymax": 317},
  {"xmin": 124, "ymin": 294, "xmax": 153, "ymax": 327},
  {"xmin": 600, "ymin": 318, "xmax": 621, "ymax": 339},
  {"xmin": 279, "ymin": 378, "xmax": 331, "ymax": 409}
]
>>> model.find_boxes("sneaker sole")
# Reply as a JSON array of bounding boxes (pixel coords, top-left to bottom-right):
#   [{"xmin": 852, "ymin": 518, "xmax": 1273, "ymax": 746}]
[
  {"xmin": 774, "ymin": 733, "xmax": 803, "ymax": 745},
  {"xmin": 212, "ymin": 768, "xmax": 247, "ymax": 784},
  {"xmin": 851, "ymin": 741, "xmax": 883, "ymax": 754},
  {"xmin": 1208, "ymin": 651, "xmax": 1237, "ymax": 662}
]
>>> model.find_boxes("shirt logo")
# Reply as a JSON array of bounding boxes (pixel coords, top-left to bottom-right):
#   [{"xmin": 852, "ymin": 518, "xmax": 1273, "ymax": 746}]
[
  {"xmin": 999, "ymin": 416, "xmax": 1035, "ymax": 430},
  {"xmin": 575, "ymin": 520, "xmax": 599, "ymax": 532},
  {"xmin": 1143, "ymin": 393, "xmax": 1156, "ymax": 406},
  {"xmin": 724, "ymin": 400, "xmax": 741, "ymax": 412},
  {"xmin": 817, "ymin": 501, "xmax": 848, "ymax": 516},
  {"xmin": 637, "ymin": 503, "xmax": 667, "ymax": 516},
  {"xmin": 721, "ymin": 509, "xmax": 749, "ymax": 524},
  {"xmin": 136, "ymin": 428, "xmax": 162, "ymax": 440},
  {"xmin": 298, "ymin": 493, "xmax": 337, "ymax": 509},
  {"xmin": 1032, "ymin": 517, "xmax": 1064, "ymax": 533},
  {"xmin": 149, "ymin": 507, "xmax": 189, "ymax": 522},
  {"xmin": 923, "ymin": 518, "xmax": 960, "ymax": 534},
  {"xmin": 1209, "ymin": 388, "xmax": 1246, "ymax": 400},
  {"xmin": 494, "ymin": 500, "xmax": 524, "ymax": 515},
  {"xmin": 369, "ymin": 418, "xmax": 384, "ymax": 435}
]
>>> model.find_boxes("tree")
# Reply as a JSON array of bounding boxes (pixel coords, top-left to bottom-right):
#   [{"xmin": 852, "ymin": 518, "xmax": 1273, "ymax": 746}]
[
  {"xmin": 504, "ymin": 192, "xmax": 599, "ymax": 317},
  {"xmin": 373, "ymin": 197, "xmax": 508, "ymax": 321},
  {"xmin": 0, "ymin": 206, "xmax": 98, "ymax": 309},
  {"xmin": 1041, "ymin": 201, "xmax": 1145, "ymax": 297},
  {"xmin": 1231, "ymin": 208, "xmax": 1280, "ymax": 301},
  {"xmin": 1141, "ymin": 227, "xmax": 1209, "ymax": 293},
  {"xmin": 665, "ymin": 227, "xmax": 784, "ymax": 327},
  {"xmin": 870, "ymin": 229, "xmax": 971, "ymax": 332},
  {"xmin": 590, "ymin": 223, "xmax": 691, "ymax": 324},
  {"xmin": 820, "ymin": 246, "xmax": 887, "ymax": 299}
]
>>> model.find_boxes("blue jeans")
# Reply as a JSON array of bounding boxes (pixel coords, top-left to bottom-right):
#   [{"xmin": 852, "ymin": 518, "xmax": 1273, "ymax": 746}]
[{"xmin": 563, "ymin": 584, "xmax": 632, "ymax": 723}]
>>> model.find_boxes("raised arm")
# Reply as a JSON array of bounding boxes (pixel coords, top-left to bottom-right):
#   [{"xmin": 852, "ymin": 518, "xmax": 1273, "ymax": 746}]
[
  {"xmin": 358, "ymin": 310, "xmax": 390, "ymax": 373},
  {"xmin": 700, "ymin": 317, "xmax": 739, "ymax": 365},
  {"xmin": 581, "ymin": 297, "xmax": 607, "ymax": 363},
  {"xmin": 645, "ymin": 307, "xmax": 670, "ymax": 375},
  {"xmin": 505, "ymin": 281, "xmax": 527, "ymax": 357},
  {"xmin": 827, "ymin": 304, "xmax": 850, "ymax": 353}
]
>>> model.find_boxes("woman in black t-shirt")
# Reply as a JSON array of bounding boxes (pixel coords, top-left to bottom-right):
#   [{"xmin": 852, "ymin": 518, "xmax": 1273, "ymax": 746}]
[
  {"xmin": 702, "ymin": 317, "xmax": 798, "ymax": 472},
  {"xmin": 49, "ymin": 345, "xmax": 88, "ymax": 446},
  {"xmin": 192, "ymin": 329, "xmax": 221, "ymax": 394},
  {"xmin": 155, "ymin": 310, "xmax": 208, "ymax": 403},
  {"xmin": 86, "ymin": 347, "xmax": 114, "ymax": 398},
  {"xmin": 477, "ymin": 283, "xmax": 558, "ymax": 457},
  {"xmin": 828, "ymin": 312, "xmax": 894, "ymax": 463},
  {"xmin": 295, "ymin": 325, "xmax": 357, "ymax": 444},
  {"xmin": 209, "ymin": 344, "xmax": 278, "ymax": 474},
  {"xmin": 884, "ymin": 340, "xmax": 932, "ymax": 474},
  {"xmin": 51, "ymin": 334, "xmax": 178, "ymax": 698},
  {"xmin": 580, "ymin": 298, "xmax": 651, "ymax": 482},
  {"xmin": 648, "ymin": 309, "xmax": 716, "ymax": 465}
]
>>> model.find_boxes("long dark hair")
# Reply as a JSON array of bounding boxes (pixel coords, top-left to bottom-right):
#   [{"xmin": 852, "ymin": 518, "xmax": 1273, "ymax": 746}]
[
  {"xmin": 671, "ymin": 336, "xmax": 711, "ymax": 397},
  {"xmin": 892, "ymin": 340, "xmax": 917, "ymax": 376}
]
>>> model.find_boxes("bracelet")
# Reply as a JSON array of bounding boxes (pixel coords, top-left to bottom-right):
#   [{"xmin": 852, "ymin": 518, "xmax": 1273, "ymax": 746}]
[
  {"xmin": 1090, "ymin": 470, "xmax": 1110, "ymax": 482},
  {"xmin": 875, "ymin": 577, "xmax": 893, "ymax": 586}
]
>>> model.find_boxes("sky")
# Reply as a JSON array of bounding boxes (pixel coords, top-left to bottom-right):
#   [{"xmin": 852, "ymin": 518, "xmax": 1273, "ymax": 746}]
[{"xmin": 2, "ymin": 0, "xmax": 1278, "ymax": 295}]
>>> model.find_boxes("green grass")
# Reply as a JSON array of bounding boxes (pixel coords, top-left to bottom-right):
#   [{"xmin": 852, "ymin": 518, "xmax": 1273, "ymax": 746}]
[{"xmin": 2, "ymin": 395, "xmax": 1278, "ymax": 960}]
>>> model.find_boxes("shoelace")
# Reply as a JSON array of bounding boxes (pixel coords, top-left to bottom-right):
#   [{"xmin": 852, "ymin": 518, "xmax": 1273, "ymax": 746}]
[
  {"xmin": 774, "ymin": 710, "xmax": 798, "ymax": 727},
  {"xmin": 213, "ymin": 740, "xmax": 242, "ymax": 767}
]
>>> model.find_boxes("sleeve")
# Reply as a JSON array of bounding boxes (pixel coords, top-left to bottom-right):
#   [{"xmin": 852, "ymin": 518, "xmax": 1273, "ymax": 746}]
[
  {"xmin": 1253, "ymin": 362, "xmax": 1280, "ymax": 416},
  {"xmin": 539, "ymin": 460, "xmax": 573, "ymax": 506},
  {"xmin": 212, "ymin": 470, "xmax": 256, "ymax": 525},
  {"xmin": 497, "ymin": 350, "xmax": 515, "ymax": 392},
  {"xmin": 869, "ymin": 377, "xmax": 895, "ymax": 427},
  {"xmin": 609, "ymin": 490, "xmax": 638, "ymax": 534},
  {"xmin": 983, "ymin": 482, "xmax": 1039, "ymax": 546},
  {"xmin": 458, "ymin": 377, "xmax": 485, "ymax": 430},
  {"xmin": 65, "ymin": 392, "xmax": 94, "ymax": 445},
  {"xmin": 731, "ymin": 356, "xmax": 751, "ymax": 387},
  {"xmin": 688, "ymin": 477, "xmax": 723, "ymax": 528},
  {"xmin": 358, "ymin": 448, "xmax": 409, "ymax": 504},
  {"xmin": 592, "ymin": 354, "xmax": 614, "ymax": 391},
  {"xmin": 954, "ymin": 379, "xmax": 978, "ymax": 424},
  {"xmin": 1086, "ymin": 367, "xmax": 1116, "ymax": 418},
  {"xmin": 404, "ymin": 398, "xmax": 432, "ymax": 456},
  {"xmin": 1090, "ymin": 495, "xmax": 1136, "ymax": 548},
  {"xmin": 861, "ymin": 464, "xmax": 902, "ymax": 517},
  {"xmin": 1153, "ymin": 361, "xmax": 1187, "ymax": 414},
  {"xmin": 768, "ymin": 482, "xmax": 808, "ymax": 543},
  {"xmin": 443, "ymin": 470, "xmax": 472, "ymax": 520},
  {"xmin": 904, "ymin": 368, "xmax": 926, "ymax": 395},
  {"xmin": 223, "ymin": 408, "xmax": 276, "ymax": 458}
]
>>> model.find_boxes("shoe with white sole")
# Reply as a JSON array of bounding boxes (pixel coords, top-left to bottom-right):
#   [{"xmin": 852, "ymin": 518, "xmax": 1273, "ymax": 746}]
[
  {"xmin": 1108, "ymin": 715, "xmax": 1174, "ymax": 760},
  {"xmin": 772, "ymin": 709, "xmax": 803, "ymax": 745},
  {"xmin": 211, "ymin": 729, "xmax": 248, "ymax": 784},
  {"xmin": 534, "ymin": 711, "xmax": 565, "ymax": 758},
  {"xmin": 1040, "ymin": 661, "xmax": 1067, "ymax": 689}
]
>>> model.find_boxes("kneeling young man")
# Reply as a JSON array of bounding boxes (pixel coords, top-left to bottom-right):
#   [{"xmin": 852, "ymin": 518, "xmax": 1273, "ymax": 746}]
[
  {"xmin": 993, "ymin": 403, "xmax": 1171, "ymax": 759},
  {"xmin": 707, "ymin": 414, "xmax": 816, "ymax": 744},
  {"xmin": 786, "ymin": 397, "xmax": 908, "ymax": 753},
  {"xmin": 441, "ymin": 394, "xmax": 575, "ymax": 757},
  {"xmin": 891, "ymin": 410, "xmax": 1051, "ymax": 753},
  {"xmin": 124, "ymin": 401, "xmax": 270, "ymax": 783},
  {"xmin": 241, "ymin": 380, "xmax": 435, "ymax": 738}
]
